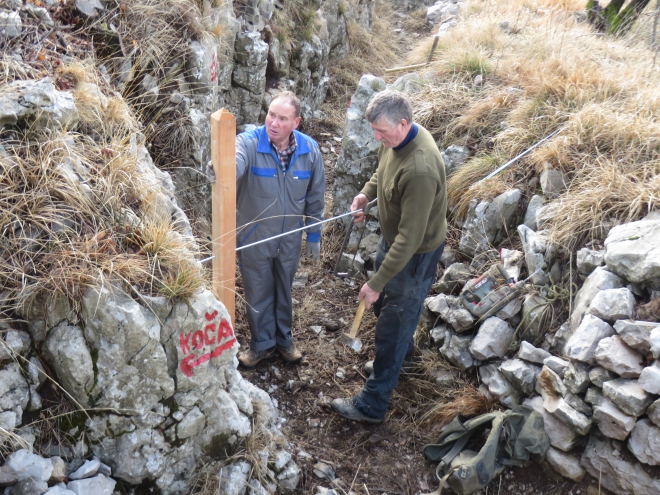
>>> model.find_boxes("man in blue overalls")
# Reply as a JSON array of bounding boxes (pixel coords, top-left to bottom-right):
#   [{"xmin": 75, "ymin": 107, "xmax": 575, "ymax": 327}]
[{"xmin": 235, "ymin": 91, "xmax": 325, "ymax": 367}]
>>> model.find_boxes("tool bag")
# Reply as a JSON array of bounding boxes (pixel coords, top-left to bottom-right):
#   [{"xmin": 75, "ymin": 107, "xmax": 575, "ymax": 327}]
[{"xmin": 421, "ymin": 406, "xmax": 549, "ymax": 495}]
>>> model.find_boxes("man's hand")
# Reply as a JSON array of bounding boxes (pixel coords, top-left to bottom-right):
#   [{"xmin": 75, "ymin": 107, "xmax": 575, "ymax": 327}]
[
  {"xmin": 350, "ymin": 193, "xmax": 369, "ymax": 223},
  {"xmin": 358, "ymin": 282, "xmax": 380, "ymax": 310},
  {"xmin": 305, "ymin": 240, "xmax": 320, "ymax": 263}
]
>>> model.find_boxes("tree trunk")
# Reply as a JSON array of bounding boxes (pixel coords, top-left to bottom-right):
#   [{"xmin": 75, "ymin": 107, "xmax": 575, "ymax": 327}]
[{"xmin": 586, "ymin": 0, "xmax": 652, "ymax": 34}]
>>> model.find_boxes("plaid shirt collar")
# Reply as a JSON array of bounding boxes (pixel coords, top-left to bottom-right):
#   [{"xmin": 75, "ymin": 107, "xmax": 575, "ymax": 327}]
[{"xmin": 271, "ymin": 132, "xmax": 297, "ymax": 170}]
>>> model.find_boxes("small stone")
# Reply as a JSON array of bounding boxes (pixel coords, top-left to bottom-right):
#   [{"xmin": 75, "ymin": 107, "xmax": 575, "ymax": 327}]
[
  {"xmin": 308, "ymin": 325, "xmax": 324, "ymax": 335},
  {"xmin": 564, "ymin": 393, "xmax": 592, "ymax": 416},
  {"xmin": 434, "ymin": 263, "xmax": 471, "ymax": 294},
  {"xmin": 589, "ymin": 367, "xmax": 617, "ymax": 388},
  {"xmin": 638, "ymin": 362, "xmax": 660, "ymax": 394},
  {"xmin": 66, "ymin": 474, "xmax": 116, "ymax": 495},
  {"xmin": 313, "ymin": 461, "xmax": 335, "ymax": 480},
  {"xmin": 518, "ymin": 341, "xmax": 551, "ymax": 364},
  {"xmin": 498, "ymin": 359, "xmax": 541, "ymax": 395},
  {"xmin": 469, "ymin": 317, "xmax": 514, "ymax": 360},
  {"xmin": 440, "ymin": 333, "xmax": 474, "ymax": 370},
  {"xmin": 628, "ymin": 419, "xmax": 660, "ymax": 466},
  {"xmin": 322, "ymin": 319, "xmax": 340, "ymax": 332},
  {"xmin": 648, "ymin": 400, "xmax": 660, "ymax": 427},
  {"xmin": 7, "ymin": 449, "xmax": 53, "ymax": 482},
  {"xmin": 576, "ymin": 248, "xmax": 605, "ymax": 277},
  {"xmin": 480, "ymin": 363, "xmax": 519, "ymax": 408},
  {"xmin": 588, "ymin": 288, "xmax": 635, "ymax": 322},
  {"xmin": 546, "ymin": 398, "xmax": 592, "ymax": 436},
  {"xmin": 524, "ymin": 397, "xmax": 580, "ymax": 452},
  {"xmin": 593, "ymin": 336, "xmax": 644, "ymax": 378},
  {"xmin": 536, "ymin": 366, "xmax": 567, "ymax": 401},
  {"xmin": 543, "ymin": 356, "xmax": 569, "ymax": 377},
  {"xmin": 0, "ymin": 465, "xmax": 18, "ymax": 487},
  {"xmin": 49, "ymin": 457, "xmax": 66, "ymax": 483},
  {"xmin": 585, "ymin": 387, "xmax": 606, "ymax": 407},
  {"xmin": 540, "ymin": 166, "xmax": 566, "ymax": 199},
  {"xmin": 523, "ymin": 195, "xmax": 544, "ymax": 231},
  {"xmin": 563, "ymin": 361, "xmax": 590, "ymax": 394},
  {"xmin": 614, "ymin": 319, "xmax": 658, "ymax": 355},
  {"xmin": 564, "ymin": 314, "xmax": 614, "ymax": 364},
  {"xmin": 0, "ymin": 11, "xmax": 22, "ymax": 38},
  {"xmin": 546, "ymin": 447, "xmax": 585, "ymax": 482},
  {"xmin": 68, "ymin": 458, "xmax": 100, "ymax": 480},
  {"xmin": 603, "ymin": 379, "xmax": 653, "ymax": 417},
  {"xmin": 593, "ymin": 398, "xmax": 636, "ymax": 441},
  {"xmin": 429, "ymin": 325, "xmax": 447, "ymax": 344}
]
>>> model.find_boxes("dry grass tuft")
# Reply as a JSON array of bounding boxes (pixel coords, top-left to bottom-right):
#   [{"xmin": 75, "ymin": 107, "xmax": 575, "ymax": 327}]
[
  {"xmin": 321, "ymin": 2, "xmax": 400, "ymax": 127},
  {"xmin": 419, "ymin": 383, "xmax": 498, "ymax": 432},
  {"xmin": 401, "ymin": 0, "xmax": 660, "ymax": 249},
  {"xmin": 0, "ymin": 130, "xmax": 207, "ymax": 318}
]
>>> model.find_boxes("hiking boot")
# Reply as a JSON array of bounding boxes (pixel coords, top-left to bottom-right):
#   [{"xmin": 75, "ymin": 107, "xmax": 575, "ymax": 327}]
[
  {"xmin": 276, "ymin": 343, "xmax": 303, "ymax": 364},
  {"xmin": 331, "ymin": 396, "xmax": 383, "ymax": 424},
  {"xmin": 238, "ymin": 347, "xmax": 275, "ymax": 368}
]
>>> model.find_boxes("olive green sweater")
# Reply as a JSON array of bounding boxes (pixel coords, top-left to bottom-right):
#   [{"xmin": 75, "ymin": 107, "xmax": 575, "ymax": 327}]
[{"xmin": 361, "ymin": 125, "xmax": 447, "ymax": 293}]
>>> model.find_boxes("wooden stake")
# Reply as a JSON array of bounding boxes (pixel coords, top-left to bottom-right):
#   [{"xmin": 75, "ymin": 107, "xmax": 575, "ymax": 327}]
[{"xmin": 210, "ymin": 108, "xmax": 236, "ymax": 324}]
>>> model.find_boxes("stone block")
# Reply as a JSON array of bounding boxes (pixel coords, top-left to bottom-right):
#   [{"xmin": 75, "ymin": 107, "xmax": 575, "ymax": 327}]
[
  {"xmin": 546, "ymin": 447, "xmax": 585, "ymax": 482},
  {"xmin": 628, "ymin": 419, "xmax": 660, "ymax": 466},
  {"xmin": 593, "ymin": 398, "xmax": 636, "ymax": 440},
  {"xmin": 499, "ymin": 358, "xmax": 541, "ymax": 395},
  {"xmin": 588, "ymin": 288, "xmax": 635, "ymax": 322},
  {"xmin": 564, "ymin": 314, "xmax": 614, "ymax": 364},
  {"xmin": 602, "ymin": 379, "xmax": 653, "ymax": 417},
  {"xmin": 593, "ymin": 335, "xmax": 644, "ymax": 378},
  {"xmin": 469, "ymin": 317, "xmax": 514, "ymax": 360}
]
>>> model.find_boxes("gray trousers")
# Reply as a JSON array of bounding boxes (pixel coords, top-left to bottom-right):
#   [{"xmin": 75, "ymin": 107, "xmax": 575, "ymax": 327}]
[{"xmin": 239, "ymin": 248, "xmax": 299, "ymax": 352}]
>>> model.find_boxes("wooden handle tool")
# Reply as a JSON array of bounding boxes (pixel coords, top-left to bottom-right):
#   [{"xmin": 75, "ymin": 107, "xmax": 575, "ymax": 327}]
[{"xmin": 348, "ymin": 299, "xmax": 366, "ymax": 338}]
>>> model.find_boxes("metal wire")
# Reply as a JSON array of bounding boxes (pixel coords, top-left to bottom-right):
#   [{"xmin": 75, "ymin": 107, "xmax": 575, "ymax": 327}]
[{"xmin": 200, "ymin": 199, "xmax": 377, "ymax": 263}]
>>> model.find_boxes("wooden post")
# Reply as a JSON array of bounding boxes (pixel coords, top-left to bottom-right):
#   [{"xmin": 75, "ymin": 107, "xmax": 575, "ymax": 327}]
[{"xmin": 210, "ymin": 108, "xmax": 236, "ymax": 325}]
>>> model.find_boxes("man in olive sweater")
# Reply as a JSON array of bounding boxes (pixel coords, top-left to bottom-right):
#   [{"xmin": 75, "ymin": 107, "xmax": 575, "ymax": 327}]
[{"xmin": 332, "ymin": 90, "xmax": 447, "ymax": 423}]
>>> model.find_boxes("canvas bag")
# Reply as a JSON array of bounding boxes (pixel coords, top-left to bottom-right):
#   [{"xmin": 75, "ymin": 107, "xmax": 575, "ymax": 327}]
[{"xmin": 421, "ymin": 405, "xmax": 549, "ymax": 495}]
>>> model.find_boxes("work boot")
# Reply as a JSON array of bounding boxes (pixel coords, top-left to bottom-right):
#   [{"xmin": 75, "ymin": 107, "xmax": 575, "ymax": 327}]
[
  {"xmin": 238, "ymin": 347, "xmax": 275, "ymax": 368},
  {"xmin": 331, "ymin": 396, "xmax": 382, "ymax": 424},
  {"xmin": 276, "ymin": 343, "xmax": 303, "ymax": 364}
]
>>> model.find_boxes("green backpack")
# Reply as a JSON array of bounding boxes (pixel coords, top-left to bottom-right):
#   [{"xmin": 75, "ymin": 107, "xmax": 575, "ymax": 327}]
[{"xmin": 422, "ymin": 406, "xmax": 549, "ymax": 495}]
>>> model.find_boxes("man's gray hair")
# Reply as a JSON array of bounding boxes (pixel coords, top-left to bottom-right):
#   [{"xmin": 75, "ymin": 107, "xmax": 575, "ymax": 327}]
[
  {"xmin": 271, "ymin": 91, "xmax": 301, "ymax": 117},
  {"xmin": 365, "ymin": 90, "xmax": 413, "ymax": 127}
]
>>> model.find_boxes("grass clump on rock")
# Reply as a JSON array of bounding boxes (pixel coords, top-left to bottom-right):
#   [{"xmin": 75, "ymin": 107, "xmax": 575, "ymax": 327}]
[{"xmin": 403, "ymin": 0, "xmax": 660, "ymax": 251}]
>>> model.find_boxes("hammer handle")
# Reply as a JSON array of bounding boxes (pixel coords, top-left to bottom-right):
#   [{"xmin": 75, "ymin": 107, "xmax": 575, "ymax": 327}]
[{"xmin": 349, "ymin": 299, "xmax": 366, "ymax": 338}]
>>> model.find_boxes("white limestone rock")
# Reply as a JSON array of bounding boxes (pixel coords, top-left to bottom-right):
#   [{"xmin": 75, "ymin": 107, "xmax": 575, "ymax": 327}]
[
  {"xmin": 585, "ymin": 387, "xmax": 606, "ymax": 407},
  {"xmin": 614, "ymin": 319, "xmax": 659, "ymax": 355},
  {"xmin": 42, "ymin": 322, "xmax": 94, "ymax": 408},
  {"xmin": 593, "ymin": 398, "xmax": 636, "ymax": 441},
  {"xmin": 524, "ymin": 396, "xmax": 580, "ymax": 452},
  {"xmin": 570, "ymin": 267, "xmax": 624, "ymax": 330},
  {"xmin": 480, "ymin": 363, "xmax": 519, "ymax": 408},
  {"xmin": 588, "ymin": 288, "xmax": 636, "ymax": 322},
  {"xmin": 469, "ymin": 317, "xmax": 514, "ymax": 360},
  {"xmin": 543, "ymin": 356, "xmax": 569, "ymax": 377},
  {"xmin": 546, "ymin": 447, "xmax": 585, "ymax": 482},
  {"xmin": 576, "ymin": 248, "xmax": 604, "ymax": 277},
  {"xmin": 652, "ymin": 326, "xmax": 660, "ymax": 360},
  {"xmin": 425, "ymin": 294, "xmax": 475, "ymax": 333},
  {"xmin": 536, "ymin": 366, "xmax": 567, "ymax": 402},
  {"xmin": 217, "ymin": 461, "xmax": 250, "ymax": 495},
  {"xmin": 648, "ymin": 399, "xmax": 660, "ymax": 427},
  {"xmin": 563, "ymin": 360, "xmax": 590, "ymax": 394},
  {"xmin": 498, "ymin": 359, "xmax": 541, "ymax": 395},
  {"xmin": 593, "ymin": 335, "xmax": 644, "ymax": 378},
  {"xmin": 7, "ymin": 449, "xmax": 53, "ymax": 482},
  {"xmin": 68, "ymin": 459, "xmax": 100, "ymax": 480},
  {"xmin": 564, "ymin": 314, "xmax": 614, "ymax": 364},
  {"xmin": 523, "ymin": 194, "xmax": 544, "ymax": 231},
  {"xmin": 581, "ymin": 435, "xmax": 660, "ymax": 495},
  {"xmin": 459, "ymin": 189, "xmax": 521, "ymax": 258},
  {"xmin": 589, "ymin": 366, "xmax": 616, "ymax": 388},
  {"xmin": 639, "ymin": 361, "xmax": 660, "ymax": 394},
  {"xmin": 604, "ymin": 219, "xmax": 660, "ymax": 285},
  {"xmin": 628, "ymin": 419, "xmax": 660, "ymax": 466},
  {"xmin": 602, "ymin": 379, "xmax": 653, "ymax": 417},
  {"xmin": 67, "ymin": 474, "xmax": 116, "ymax": 495},
  {"xmin": 440, "ymin": 333, "xmax": 474, "ymax": 370},
  {"xmin": 546, "ymin": 398, "xmax": 592, "ymax": 436},
  {"xmin": 517, "ymin": 341, "xmax": 551, "ymax": 364}
]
